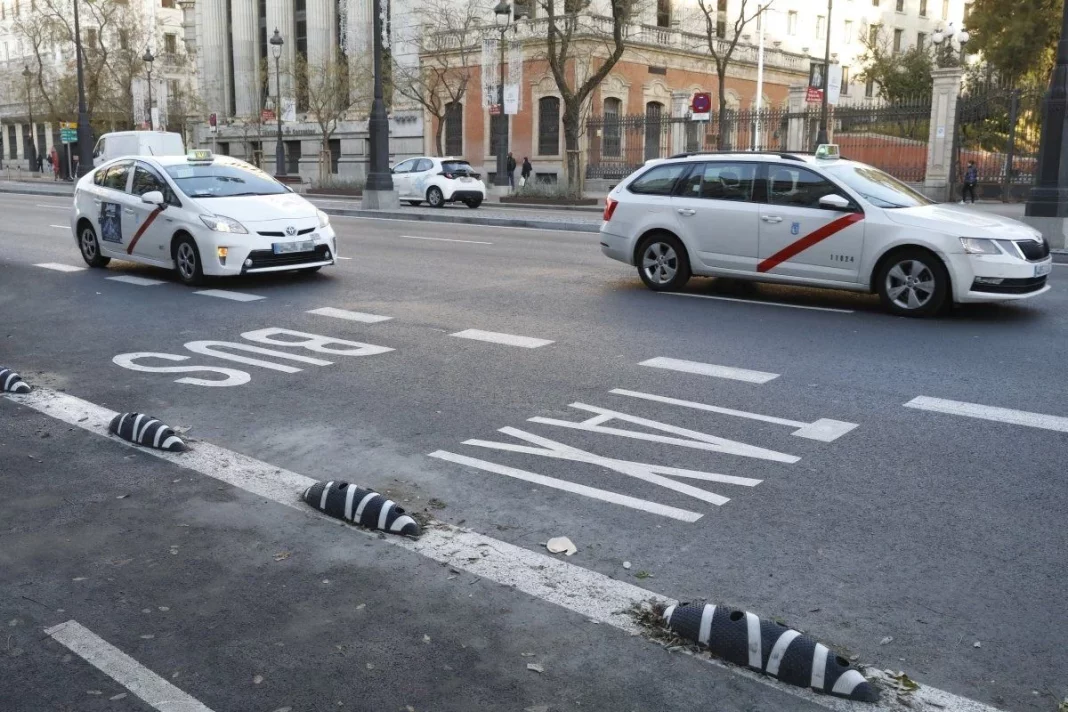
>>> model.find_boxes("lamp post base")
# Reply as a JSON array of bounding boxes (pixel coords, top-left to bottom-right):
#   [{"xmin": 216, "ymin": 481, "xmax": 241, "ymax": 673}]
[{"xmin": 362, "ymin": 188, "xmax": 400, "ymax": 210}]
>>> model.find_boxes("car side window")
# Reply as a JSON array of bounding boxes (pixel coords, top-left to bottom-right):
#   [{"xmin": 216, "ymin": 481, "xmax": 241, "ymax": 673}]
[
  {"xmin": 93, "ymin": 169, "xmax": 107, "ymax": 187},
  {"xmin": 628, "ymin": 163, "xmax": 689, "ymax": 196},
  {"xmin": 416, "ymin": 159, "xmax": 434, "ymax": 172},
  {"xmin": 102, "ymin": 162, "xmax": 132, "ymax": 192},
  {"xmin": 132, "ymin": 164, "xmax": 179, "ymax": 206},
  {"xmin": 767, "ymin": 166, "xmax": 839, "ymax": 209},
  {"xmin": 678, "ymin": 162, "xmax": 757, "ymax": 202},
  {"xmin": 393, "ymin": 159, "xmax": 415, "ymax": 174}
]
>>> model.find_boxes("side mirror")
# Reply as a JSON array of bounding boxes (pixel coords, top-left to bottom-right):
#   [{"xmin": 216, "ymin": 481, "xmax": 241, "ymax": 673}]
[
  {"xmin": 819, "ymin": 193, "xmax": 852, "ymax": 211},
  {"xmin": 141, "ymin": 190, "xmax": 165, "ymax": 206}
]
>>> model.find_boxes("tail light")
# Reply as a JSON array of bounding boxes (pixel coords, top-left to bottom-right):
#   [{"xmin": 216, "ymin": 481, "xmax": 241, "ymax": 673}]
[{"xmin": 603, "ymin": 197, "xmax": 619, "ymax": 222}]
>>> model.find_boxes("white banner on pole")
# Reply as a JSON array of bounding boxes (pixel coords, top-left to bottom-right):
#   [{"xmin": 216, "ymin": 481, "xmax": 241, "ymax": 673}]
[
  {"xmin": 507, "ymin": 38, "xmax": 522, "ymax": 112},
  {"xmin": 132, "ymin": 78, "xmax": 146, "ymax": 126},
  {"xmin": 827, "ymin": 64, "xmax": 843, "ymax": 106},
  {"xmin": 503, "ymin": 84, "xmax": 519, "ymax": 115},
  {"xmin": 481, "ymin": 37, "xmax": 499, "ymax": 109}
]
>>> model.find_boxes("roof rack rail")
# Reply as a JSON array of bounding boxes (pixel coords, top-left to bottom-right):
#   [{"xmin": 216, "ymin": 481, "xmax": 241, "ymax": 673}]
[{"xmin": 666, "ymin": 150, "xmax": 810, "ymax": 161}]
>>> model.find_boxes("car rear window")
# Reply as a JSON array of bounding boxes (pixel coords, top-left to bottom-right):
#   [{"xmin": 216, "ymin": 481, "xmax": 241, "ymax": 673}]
[
  {"xmin": 442, "ymin": 161, "xmax": 475, "ymax": 176},
  {"xmin": 627, "ymin": 163, "xmax": 689, "ymax": 196}
]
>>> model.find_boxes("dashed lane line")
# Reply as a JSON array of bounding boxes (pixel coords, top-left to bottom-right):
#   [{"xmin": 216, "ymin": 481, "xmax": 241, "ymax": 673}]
[
  {"xmin": 193, "ymin": 289, "xmax": 265, "ymax": 302},
  {"xmin": 904, "ymin": 395, "xmax": 1068, "ymax": 433},
  {"xmin": 450, "ymin": 328, "xmax": 554, "ymax": 349},
  {"xmin": 4, "ymin": 386, "xmax": 1005, "ymax": 712},
  {"xmin": 34, "ymin": 262, "xmax": 86, "ymax": 272},
  {"xmin": 106, "ymin": 275, "xmax": 167, "ymax": 286},
  {"xmin": 45, "ymin": 620, "xmax": 216, "ymax": 712},
  {"xmin": 639, "ymin": 356, "xmax": 779, "ymax": 384},
  {"xmin": 307, "ymin": 306, "xmax": 392, "ymax": 323},
  {"xmin": 49, "ymin": 224, "xmax": 69, "ymax": 229},
  {"xmin": 661, "ymin": 291, "xmax": 856, "ymax": 313}
]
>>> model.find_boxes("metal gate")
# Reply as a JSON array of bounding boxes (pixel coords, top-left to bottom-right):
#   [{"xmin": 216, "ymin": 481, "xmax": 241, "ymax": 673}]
[{"xmin": 954, "ymin": 88, "xmax": 1045, "ymax": 202}]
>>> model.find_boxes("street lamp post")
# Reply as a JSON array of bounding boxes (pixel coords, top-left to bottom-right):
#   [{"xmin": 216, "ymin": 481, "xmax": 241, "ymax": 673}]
[
  {"xmin": 143, "ymin": 48, "xmax": 155, "ymax": 130},
  {"xmin": 1025, "ymin": 0, "xmax": 1068, "ymax": 237},
  {"xmin": 22, "ymin": 65, "xmax": 36, "ymax": 171},
  {"xmin": 932, "ymin": 25, "xmax": 969, "ymax": 198},
  {"xmin": 363, "ymin": 0, "xmax": 399, "ymax": 209},
  {"xmin": 814, "ymin": 0, "xmax": 832, "ymax": 148},
  {"xmin": 269, "ymin": 29, "xmax": 286, "ymax": 177},
  {"xmin": 493, "ymin": 1, "xmax": 511, "ymax": 192},
  {"xmin": 73, "ymin": 0, "xmax": 94, "ymax": 177}
]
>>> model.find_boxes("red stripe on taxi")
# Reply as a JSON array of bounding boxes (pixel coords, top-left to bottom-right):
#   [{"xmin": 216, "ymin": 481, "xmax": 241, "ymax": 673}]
[{"xmin": 756, "ymin": 213, "xmax": 864, "ymax": 273}]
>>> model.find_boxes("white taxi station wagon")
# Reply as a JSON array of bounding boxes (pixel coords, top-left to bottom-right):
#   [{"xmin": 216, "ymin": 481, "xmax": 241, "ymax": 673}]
[
  {"xmin": 71, "ymin": 150, "xmax": 337, "ymax": 285},
  {"xmin": 600, "ymin": 145, "xmax": 1053, "ymax": 316}
]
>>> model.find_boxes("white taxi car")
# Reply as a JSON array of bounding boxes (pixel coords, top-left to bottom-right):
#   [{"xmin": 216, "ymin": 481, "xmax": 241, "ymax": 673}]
[
  {"xmin": 600, "ymin": 146, "xmax": 1053, "ymax": 316},
  {"xmin": 72, "ymin": 150, "xmax": 336, "ymax": 285},
  {"xmin": 391, "ymin": 156, "xmax": 486, "ymax": 208}
]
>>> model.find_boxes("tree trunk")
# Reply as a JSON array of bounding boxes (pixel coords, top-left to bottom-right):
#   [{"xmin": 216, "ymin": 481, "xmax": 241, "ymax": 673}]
[
  {"xmin": 434, "ymin": 114, "xmax": 445, "ymax": 157},
  {"xmin": 563, "ymin": 104, "xmax": 582, "ymax": 194},
  {"xmin": 716, "ymin": 65, "xmax": 729, "ymax": 150},
  {"xmin": 321, "ymin": 136, "xmax": 330, "ymax": 183}
]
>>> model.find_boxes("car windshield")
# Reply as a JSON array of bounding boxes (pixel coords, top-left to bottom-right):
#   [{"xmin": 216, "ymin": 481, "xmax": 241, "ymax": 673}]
[
  {"xmin": 442, "ymin": 161, "xmax": 475, "ymax": 176},
  {"xmin": 822, "ymin": 163, "xmax": 933, "ymax": 209},
  {"xmin": 164, "ymin": 161, "xmax": 288, "ymax": 198}
]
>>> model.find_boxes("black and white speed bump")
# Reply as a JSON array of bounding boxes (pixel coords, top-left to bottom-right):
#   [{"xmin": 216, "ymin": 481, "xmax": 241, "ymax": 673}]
[
  {"xmin": 302, "ymin": 481, "xmax": 422, "ymax": 537},
  {"xmin": 0, "ymin": 368, "xmax": 31, "ymax": 393},
  {"xmin": 664, "ymin": 603, "xmax": 878, "ymax": 702},
  {"xmin": 108, "ymin": 413, "xmax": 187, "ymax": 452}
]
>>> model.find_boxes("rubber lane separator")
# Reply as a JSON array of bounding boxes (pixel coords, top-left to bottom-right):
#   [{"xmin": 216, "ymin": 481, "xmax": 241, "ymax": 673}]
[
  {"xmin": 193, "ymin": 289, "xmax": 265, "ymax": 302},
  {"xmin": 450, "ymin": 328, "xmax": 553, "ymax": 348},
  {"xmin": 307, "ymin": 306, "xmax": 392, "ymax": 323},
  {"xmin": 639, "ymin": 357, "xmax": 779, "ymax": 384},
  {"xmin": 5, "ymin": 387, "xmax": 1006, "ymax": 712},
  {"xmin": 904, "ymin": 395, "xmax": 1068, "ymax": 433},
  {"xmin": 34, "ymin": 262, "xmax": 86, "ymax": 272}
]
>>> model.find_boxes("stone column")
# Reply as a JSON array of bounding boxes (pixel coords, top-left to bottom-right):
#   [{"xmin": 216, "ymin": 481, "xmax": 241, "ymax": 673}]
[
  {"xmin": 197, "ymin": 0, "xmax": 229, "ymax": 117},
  {"xmin": 924, "ymin": 66, "xmax": 963, "ymax": 202},
  {"xmin": 786, "ymin": 85, "xmax": 806, "ymax": 151},
  {"xmin": 231, "ymin": 0, "xmax": 258, "ymax": 117},
  {"xmin": 266, "ymin": 0, "xmax": 296, "ymax": 100},
  {"xmin": 671, "ymin": 90, "xmax": 690, "ymax": 155},
  {"xmin": 305, "ymin": 0, "xmax": 333, "ymax": 67}
]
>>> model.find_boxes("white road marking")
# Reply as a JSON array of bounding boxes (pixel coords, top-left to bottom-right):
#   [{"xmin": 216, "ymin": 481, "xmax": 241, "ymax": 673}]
[
  {"xmin": 639, "ymin": 356, "xmax": 779, "ymax": 384},
  {"xmin": 611, "ymin": 389, "xmax": 858, "ymax": 442},
  {"xmin": 328, "ymin": 214, "xmax": 590, "ymax": 234},
  {"xmin": 34, "ymin": 204, "xmax": 69, "ymax": 210},
  {"xmin": 193, "ymin": 289, "xmax": 264, "ymax": 302},
  {"xmin": 661, "ymin": 291, "xmax": 856, "ymax": 313},
  {"xmin": 451, "ymin": 328, "xmax": 553, "ymax": 348},
  {"xmin": 106, "ymin": 275, "xmax": 166, "ymax": 286},
  {"xmin": 44, "ymin": 620, "xmax": 216, "ymax": 712},
  {"xmin": 400, "ymin": 235, "xmax": 493, "ymax": 245},
  {"xmin": 49, "ymin": 224, "xmax": 69, "ymax": 229},
  {"xmin": 336, "ymin": 256, "xmax": 353, "ymax": 260},
  {"xmin": 5, "ymin": 388, "xmax": 1006, "ymax": 712},
  {"xmin": 904, "ymin": 395, "xmax": 1068, "ymax": 433},
  {"xmin": 34, "ymin": 262, "xmax": 86, "ymax": 272},
  {"xmin": 307, "ymin": 306, "xmax": 392, "ymax": 323}
]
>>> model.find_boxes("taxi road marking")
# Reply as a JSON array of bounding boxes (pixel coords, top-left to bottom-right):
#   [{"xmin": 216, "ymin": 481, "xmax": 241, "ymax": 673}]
[
  {"xmin": 757, "ymin": 213, "xmax": 864, "ymax": 273},
  {"xmin": 905, "ymin": 395, "xmax": 1068, "ymax": 433},
  {"xmin": 194, "ymin": 289, "xmax": 265, "ymax": 302},
  {"xmin": 308, "ymin": 306, "xmax": 392, "ymax": 323},
  {"xmin": 106, "ymin": 275, "xmax": 166, "ymax": 286},
  {"xmin": 451, "ymin": 329, "xmax": 553, "ymax": 348},
  {"xmin": 639, "ymin": 357, "xmax": 778, "ymax": 384},
  {"xmin": 34, "ymin": 262, "xmax": 86, "ymax": 272}
]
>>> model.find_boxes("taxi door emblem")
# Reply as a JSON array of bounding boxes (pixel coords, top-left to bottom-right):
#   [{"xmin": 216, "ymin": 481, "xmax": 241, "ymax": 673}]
[
  {"xmin": 790, "ymin": 222, "xmax": 800, "ymax": 235},
  {"xmin": 285, "ymin": 226, "xmax": 296, "ymax": 236}
]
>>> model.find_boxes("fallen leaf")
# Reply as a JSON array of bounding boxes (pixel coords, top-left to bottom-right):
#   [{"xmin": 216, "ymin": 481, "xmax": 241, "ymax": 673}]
[
  {"xmin": 158, "ymin": 607, "xmax": 170, "ymax": 612},
  {"xmin": 87, "ymin": 690, "xmax": 103, "ymax": 696},
  {"xmin": 116, "ymin": 494, "xmax": 129, "ymax": 499},
  {"xmin": 622, "ymin": 561, "xmax": 632, "ymax": 569},
  {"xmin": 253, "ymin": 675, "xmax": 264, "ymax": 685},
  {"xmin": 274, "ymin": 551, "xmax": 291, "ymax": 561},
  {"xmin": 366, "ymin": 663, "xmax": 375, "ymax": 670},
  {"xmin": 545, "ymin": 537, "xmax": 577, "ymax": 556},
  {"xmin": 521, "ymin": 652, "xmax": 536, "ymax": 657},
  {"xmin": 423, "ymin": 634, "xmax": 431, "ymax": 644},
  {"xmin": 888, "ymin": 671, "xmax": 920, "ymax": 693},
  {"xmin": 526, "ymin": 663, "xmax": 545, "ymax": 673},
  {"xmin": 635, "ymin": 571, "xmax": 653, "ymax": 579},
  {"xmin": 140, "ymin": 634, "xmax": 154, "ymax": 640},
  {"xmin": 880, "ymin": 636, "xmax": 894, "ymax": 645},
  {"xmin": 973, "ymin": 641, "xmax": 981, "ymax": 648},
  {"xmin": 355, "ymin": 603, "xmax": 366, "ymax": 610}
]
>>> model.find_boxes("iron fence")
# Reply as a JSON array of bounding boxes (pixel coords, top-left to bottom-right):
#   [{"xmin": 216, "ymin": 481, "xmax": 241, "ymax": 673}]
[{"xmin": 954, "ymin": 88, "xmax": 1044, "ymax": 202}]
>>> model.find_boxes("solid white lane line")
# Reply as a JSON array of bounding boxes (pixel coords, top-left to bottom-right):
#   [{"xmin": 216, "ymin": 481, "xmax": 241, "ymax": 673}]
[
  {"xmin": 34, "ymin": 262, "xmax": 86, "ymax": 272},
  {"xmin": 328, "ymin": 214, "xmax": 590, "ymax": 234},
  {"xmin": 193, "ymin": 289, "xmax": 264, "ymax": 302},
  {"xmin": 6, "ymin": 388, "xmax": 1005, "ymax": 712},
  {"xmin": 904, "ymin": 395, "xmax": 1068, "ymax": 433},
  {"xmin": 399, "ymin": 235, "xmax": 494, "ymax": 245},
  {"xmin": 34, "ymin": 204, "xmax": 69, "ymax": 210},
  {"xmin": 45, "ymin": 620, "xmax": 216, "ymax": 712},
  {"xmin": 106, "ymin": 275, "xmax": 166, "ymax": 286},
  {"xmin": 639, "ymin": 356, "xmax": 779, "ymax": 384},
  {"xmin": 49, "ymin": 224, "xmax": 69, "ymax": 229},
  {"xmin": 450, "ymin": 328, "xmax": 553, "ymax": 348},
  {"xmin": 661, "ymin": 291, "xmax": 855, "ymax": 313},
  {"xmin": 307, "ymin": 306, "xmax": 392, "ymax": 323}
]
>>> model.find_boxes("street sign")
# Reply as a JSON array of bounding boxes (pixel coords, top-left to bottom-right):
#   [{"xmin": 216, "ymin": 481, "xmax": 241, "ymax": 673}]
[
  {"xmin": 208, "ymin": 112, "xmax": 218, "ymax": 134},
  {"xmin": 60, "ymin": 128, "xmax": 76, "ymax": 144},
  {"xmin": 807, "ymin": 61, "xmax": 825, "ymax": 104},
  {"xmin": 60, "ymin": 121, "xmax": 77, "ymax": 130},
  {"xmin": 691, "ymin": 92, "xmax": 711, "ymax": 121}
]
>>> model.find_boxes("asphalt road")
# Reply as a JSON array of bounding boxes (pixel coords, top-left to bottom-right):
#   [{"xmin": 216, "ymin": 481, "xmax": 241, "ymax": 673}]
[{"xmin": 1, "ymin": 191, "xmax": 1065, "ymax": 712}]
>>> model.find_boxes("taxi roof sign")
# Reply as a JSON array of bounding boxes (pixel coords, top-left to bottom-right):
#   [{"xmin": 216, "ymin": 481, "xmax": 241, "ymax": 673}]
[
  {"xmin": 814, "ymin": 144, "xmax": 840, "ymax": 160},
  {"xmin": 188, "ymin": 149, "xmax": 214, "ymax": 162}
]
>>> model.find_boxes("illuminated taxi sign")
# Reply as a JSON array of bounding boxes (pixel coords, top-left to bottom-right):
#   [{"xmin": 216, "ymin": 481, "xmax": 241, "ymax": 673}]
[
  {"xmin": 187, "ymin": 149, "xmax": 214, "ymax": 163},
  {"xmin": 815, "ymin": 144, "xmax": 840, "ymax": 160}
]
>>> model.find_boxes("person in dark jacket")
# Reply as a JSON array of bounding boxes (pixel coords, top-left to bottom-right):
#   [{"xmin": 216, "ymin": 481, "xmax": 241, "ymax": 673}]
[
  {"xmin": 962, "ymin": 161, "xmax": 978, "ymax": 204},
  {"xmin": 521, "ymin": 157, "xmax": 532, "ymax": 188},
  {"xmin": 506, "ymin": 152, "xmax": 517, "ymax": 189}
]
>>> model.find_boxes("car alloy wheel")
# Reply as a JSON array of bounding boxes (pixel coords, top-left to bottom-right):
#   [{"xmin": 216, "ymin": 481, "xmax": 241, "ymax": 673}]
[
  {"xmin": 885, "ymin": 259, "xmax": 936, "ymax": 311},
  {"xmin": 176, "ymin": 242, "xmax": 198, "ymax": 282},
  {"xmin": 427, "ymin": 187, "xmax": 444, "ymax": 208},
  {"xmin": 642, "ymin": 241, "xmax": 679, "ymax": 285},
  {"xmin": 80, "ymin": 228, "xmax": 97, "ymax": 261}
]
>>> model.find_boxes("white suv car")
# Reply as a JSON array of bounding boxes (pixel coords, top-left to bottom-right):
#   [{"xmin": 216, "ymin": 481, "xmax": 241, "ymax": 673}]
[
  {"xmin": 392, "ymin": 156, "xmax": 486, "ymax": 208},
  {"xmin": 600, "ymin": 147, "xmax": 1052, "ymax": 316}
]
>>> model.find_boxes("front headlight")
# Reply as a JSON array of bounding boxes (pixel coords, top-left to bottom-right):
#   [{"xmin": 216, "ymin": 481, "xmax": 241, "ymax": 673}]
[
  {"xmin": 200, "ymin": 214, "xmax": 248, "ymax": 234},
  {"xmin": 317, "ymin": 209, "xmax": 330, "ymax": 229},
  {"xmin": 959, "ymin": 237, "xmax": 1002, "ymax": 255}
]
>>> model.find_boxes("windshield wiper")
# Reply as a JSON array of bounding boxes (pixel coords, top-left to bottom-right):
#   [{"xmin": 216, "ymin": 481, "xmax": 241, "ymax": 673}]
[{"xmin": 199, "ymin": 192, "xmax": 263, "ymax": 197}]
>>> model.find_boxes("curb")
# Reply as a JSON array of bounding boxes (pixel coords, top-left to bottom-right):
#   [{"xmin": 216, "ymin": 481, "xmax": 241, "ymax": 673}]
[
  {"xmin": 302, "ymin": 480, "xmax": 421, "ymax": 536},
  {"xmin": 320, "ymin": 206, "xmax": 600, "ymax": 233},
  {"xmin": 0, "ymin": 185, "xmax": 73, "ymax": 198}
]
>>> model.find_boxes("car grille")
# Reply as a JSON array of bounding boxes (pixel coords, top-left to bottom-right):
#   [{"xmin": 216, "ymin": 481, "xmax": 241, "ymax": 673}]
[
  {"xmin": 971, "ymin": 276, "xmax": 1047, "ymax": 294},
  {"xmin": 244, "ymin": 245, "xmax": 331, "ymax": 270},
  {"xmin": 256, "ymin": 227, "xmax": 316, "ymax": 237},
  {"xmin": 1014, "ymin": 238, "xmax": 1050, "ymax": 261}
]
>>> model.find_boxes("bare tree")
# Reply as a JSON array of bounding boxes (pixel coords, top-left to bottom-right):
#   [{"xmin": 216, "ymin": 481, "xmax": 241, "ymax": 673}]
[
  {"xmin": 694, "ymin": 0, "xmax": 768, "ymax": 149},
  {"xmin": 395, "ymin": 0, "xmax": 484, "ymax": 156},
  {"xmin": 294, "ymin": 50, "xmax": 373, "ymax": 181}
]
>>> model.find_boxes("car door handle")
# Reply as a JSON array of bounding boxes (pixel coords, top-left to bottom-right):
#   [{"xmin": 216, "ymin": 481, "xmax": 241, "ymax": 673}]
[
  {"xmin": 676, "ymin": 208, "xmax": 696, "ymax": 217},
  {"xmin": 761, "ymin": 215, "xmax": 784, "ymax": 224},
  {"xmin": 123, "ymin": 208, "xmax": 135, "ymax": 214}
]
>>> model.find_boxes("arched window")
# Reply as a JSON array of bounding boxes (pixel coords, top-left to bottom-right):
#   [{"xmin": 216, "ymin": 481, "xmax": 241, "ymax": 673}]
[
  {"xmin": 444, "ymin": 102, "xmax": 463, "ymax": 156},
  {"xmin": 538, "ymin": 96, "xmax": 560, "ymax": 156},
  {"xmin": 603, "ymin": 97, "xmax": 622, "ymax": 158},
  {"xmin": 644, "ymin": 101, "xmax": 663, "ymax": 161}
]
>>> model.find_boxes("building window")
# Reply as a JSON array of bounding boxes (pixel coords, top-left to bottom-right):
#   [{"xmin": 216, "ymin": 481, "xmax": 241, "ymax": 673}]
[
  {"xmin": 8, "ymin": 125, "xmax": 17, "ymax": 159},
  {"xmin": 258, "ymin": 0, "xmax": 268, "ymax": 108},
  {"xmin": 217, "ymin": 141, "xmax": 230, "ymax": 156},
  {"xmin": 444, "ymin": 102, "xmax": 463, "ymax": 156},
  {"xmin": 919, "ymin": 0, "xmax": 927, "ymax": 16},
  {"xmin": 872, "ymin": 0, "xmax": 879, "ymax": 5},
  {"xmin": 865, "ymin": 77, "xmax": 875, "ymax": 97},
  {"xmin": 715, "ymin": 0, "xmax": 726, "ymax": 37},
  {"xmin": 869, "ymin": 24, "xmax": 879, "ymax": 46},
  {"xmin": 119, "ymin": 30, "xmax": 129, "ymax": 50},
  {"xmin": 162, "ymin": 0, "xmax": 176, "ymax": 7},
  {"xmin": 329, "ymin": 138, "xmax": 340, "ymax": 173},
  {"xmin": 787, "ymin": 11, "xmax": 797, "ymax": 35},
  {"xmin": 816, "ymin": 15, "xmax": 825, "ymax": 40},
  {"xmin": 644, "ymin": 101, "xmax": 663, "ymax": 161},
  {"xmin": 86, "ymin": 28, "xmax": 97, "ymax": 49},
  {"xmin": 538, "ymin": 96, "xmax": 560, "ymax": 155},
  {"xmin": 844, "ymin": 20, "xmax": 853, "ymax": 42},
  {"xmin": 286, "ymin": 140, "xmax": 301, "ymax": 173},
  {"xmin": 917, "ymin": 31, "xmax": 926, "ymax": 51},
  {"xmin": 164, "ymin": 33, "xmax": 177, "ymax": 55},
  {"xmin": 942, "ymin": 0, "xmax": 949, "ymax": 19},
  {"xmin": 656, "ymin": 0, "xmax": 670, "ymax": 28},
  {"xmin": 13, "ymin": 0, "xmax": 18, "ymax": 16},
  {"xmin": 295, "ymin": 0, "xmax": 308, "ymax": 111},
  {"xmin": 896, "ymin": 0, "xmax": 904, "ymax": 11},
  {"xmin": 225, "ymin": 0, "xmax": 236, "ymax": 115},
  {"xmin": 893, "ymin": 28, "xmax": 903, "ymax": 52},
  {"xmin": 603, "ymin": 97, "xmax": 621, "ymax": 158},
  {"xmin": 489, "ymin": 113, "xmax": 508, "ymax": 156},
  {"xmin": 840, "ymin": 66, "xmax": 850, "ymax": 94}
]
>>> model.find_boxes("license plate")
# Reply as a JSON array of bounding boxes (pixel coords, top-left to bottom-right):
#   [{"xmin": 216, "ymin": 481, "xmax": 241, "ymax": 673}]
[
  {"xmin": 1035, "ymin": 262, "xmax": 1052, "ymax": 277},
  {"xmin": 273, "ymin": 240, "xmax": 315, "ymax": 255},
  {"xmin": 459, "ymin": 177, "xmax": 472, "ymax": 182}
]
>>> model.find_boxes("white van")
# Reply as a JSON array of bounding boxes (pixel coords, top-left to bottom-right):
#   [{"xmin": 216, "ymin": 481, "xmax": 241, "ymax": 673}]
[{"xmin": 92, "ymin": 131, "xmax": 185, "ymax": 166}]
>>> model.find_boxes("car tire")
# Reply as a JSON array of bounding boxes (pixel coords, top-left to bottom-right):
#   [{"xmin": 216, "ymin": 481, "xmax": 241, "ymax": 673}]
[
  {"xmin": 407, "ymin": 200, "xmax": 422, "ymax": 207},
  {"xmin": 876, "ymin": 248, "xmax": 950, "ymax": 317},
  {"xmin": 636, "ymin": 232, "xmax": 691, "ymax": 292},
  {"xmin": 464, "ymin": 197, "xmax": 483, "ymax": 209},
  {"xmin": 427, "ymin": 186, "xmax": 445, "ymax": 208},
  {"xmin": 172, "ymin": 235, "xmax": 205, "ymax": 286},
  {"xmin": 78, "ymin": 223, "xmax": 110, "ymax": 268}
]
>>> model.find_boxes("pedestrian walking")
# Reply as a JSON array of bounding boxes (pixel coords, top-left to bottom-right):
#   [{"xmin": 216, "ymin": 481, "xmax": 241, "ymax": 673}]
[
  {"xmin": 50, "ymin": 146, "xmax": 59, "ymax": 182},
  {"xmin": 506, "ymin": 152, "xmax": 516, "ymax": 190},
  {"xmin": 961, "ymin": 160, "xmax": 978, "ymax": 204},
  {"xmin": 38, "ymin": 150, "xmax": 46, "ymax": 174},
  {"xmin": 520, "ymin": 157, "xmax": 532, "ymax": 189}
]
